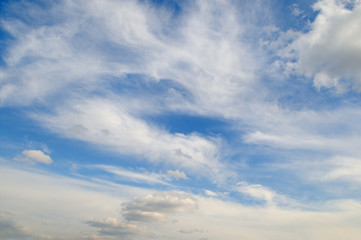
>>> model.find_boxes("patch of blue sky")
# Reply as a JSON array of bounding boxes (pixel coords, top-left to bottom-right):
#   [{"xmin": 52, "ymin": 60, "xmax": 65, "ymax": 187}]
[
  {"xmin": 0, "ymin": 30, "xmax": 12, "ymax": 67},
  {"xmin": 264, "ymin": 74, "xmax": 349, "ymax": 111},
  {"xmin": 241, "ymin": 154, "xmax": 322, "ymax": 196},
  {"xmin": 0, "ymin": 0, "xmax": 65, "ymax": 28},
  {"xmin": 343, "ymin": 0, "xmax": 360, "ymax": 10},
  {"xmin": 108, "ymin": 74, "xmax": 187, "ymax": 96},
  {"xmin": 144, "ymin": 0, "xmax": 183, "ymax": 15},
  {"xmin": 93, "ymin": 41, "xmax": 147, "ymax": 64},
  {"xmin": 147, "ymin": 113, "xmax": 229, "ymax": 136},
  {"xmin": 0, "ymin": 108, "xmax": 43, "ymax": 156},
  {"xmin": 269, "ymin": 0, "xmax": 318, "ymax": 32}
]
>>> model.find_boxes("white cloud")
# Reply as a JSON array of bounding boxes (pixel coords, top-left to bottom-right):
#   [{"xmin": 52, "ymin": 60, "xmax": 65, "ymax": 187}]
[
  {"xmin": 239, "ymin": 104, "xmax": 361, "ymax": 160},
  {"xmin": 290, "ymin": 3, "xmax": 304, "ymax": 16},
  {"xmin": 2, "ymin": 0, "xmax": 361, "ymax": 195},
  {"xmin": 204, "ymin": 190, "xmax": 218, "ymax": 197},
  {"xmin": 2, "ymin": 0, "xmax": 361, "ymax": 239},
  {"xmin": 0, "ymin": 0, "xmax": 263, "ymax": 184},
  {"xmin": 244, "ymin": 131, "xmax": 324, "ymax": 149},
  {"xmin": 322, "ymin": 156, "xmax": 361, "ymax": 182},
  {"xmin": 278, "ymin": 0, "xmax": 361, "ymax": 92},
  {"xmin": 94, "ymin": 165, "xmax": 170, "ymax": 186},
  {"xmin": 14, "ymin": 149, "xmax": 52, "ymax": 164},
  {"xmin": 191, "ymin": 196, "xmax": 361, "ymax": 240},
  {"xmin": 236, "ymin": 181, "xmax": 289, "ymax": 205},
  {"xmin": 299, "ymin": 156, "xmax": 361, "ymax": 184},
  {"xmin": 0, "ymin": 0, "xmax": 262, "ymax": 117},
  {"xmin": 35, "ymin": 98, "xmax": 226, "ymax": 180}
]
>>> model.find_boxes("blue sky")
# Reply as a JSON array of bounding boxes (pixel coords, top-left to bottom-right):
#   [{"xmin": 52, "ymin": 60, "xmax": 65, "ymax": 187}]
[{"xmin": 1, "ymin": 0, "xmax": 361, "ymax": 239}]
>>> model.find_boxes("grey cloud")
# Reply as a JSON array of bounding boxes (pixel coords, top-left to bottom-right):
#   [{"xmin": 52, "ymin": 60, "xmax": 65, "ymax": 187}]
[
  {"xmin": 179, "ymin": 228, "xmax": 205, "ymax": 234},
  {"xmin": 167, "ymin": 169, "xmax": 189, "ymax": 180},
  {"xmin": 0, "ymin": 213, "xmax": 52, "ymax": 240},
  {"xmin": 67, "ymin": 124, "xmax": 89, "ymax": 136},
  {"xmin": 174, "ymin": 148, "xmax": 192, "ymax": 160},
  {"xmin": 122, "ymin": 192, "xmax": 198, "ymax": 222},
  {"xmin": 86, "ymin": 217, "xmax": 142, "ymax": 238},
  {"xmin": 86, "ymin": 192, "xmax": 198, "ymax": 239}
]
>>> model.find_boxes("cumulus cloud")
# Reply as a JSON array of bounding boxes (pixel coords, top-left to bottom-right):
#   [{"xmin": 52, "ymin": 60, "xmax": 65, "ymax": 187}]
[
  {"xmin": 86, "ymin": 191, "xmax": 199, "ymax": 239},
  {"xmin": 14, "ymin": 149, "xmax": 52, "ymax": 164},
  {"xmin": 278, "ymin": 0, "xmax": 361, "ymax": 92}
]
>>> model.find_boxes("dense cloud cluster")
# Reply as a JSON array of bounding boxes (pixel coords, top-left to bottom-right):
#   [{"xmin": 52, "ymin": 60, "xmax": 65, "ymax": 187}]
[{"xmin": 279, "ymin": 0, "xmax": 361, "ymax": 92}]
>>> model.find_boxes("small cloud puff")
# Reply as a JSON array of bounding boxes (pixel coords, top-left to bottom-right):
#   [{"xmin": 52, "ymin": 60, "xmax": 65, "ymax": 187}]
[
  {"xmin": 204, "ymin": 190, "xmax": 218, "ymax": 197},
  {"xmin": 14, "ymin": 150, "xmax": 53, "ymax": 165},
  {"xmin": 167, "ymin": 169, "xmax": 189, "ymax": 180},
  {"xmin": 290, "ymin": 3, "xmax": 303, "ymax": 16},
  {"xmin": 237, "ymin": 181, "xmax": 289, "ymax": 206}
]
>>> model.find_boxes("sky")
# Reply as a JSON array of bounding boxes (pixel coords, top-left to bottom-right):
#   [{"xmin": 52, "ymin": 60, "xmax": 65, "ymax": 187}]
[{"xmin": 1, "ymin": 0, "xmax": 361, "ymax": 239}]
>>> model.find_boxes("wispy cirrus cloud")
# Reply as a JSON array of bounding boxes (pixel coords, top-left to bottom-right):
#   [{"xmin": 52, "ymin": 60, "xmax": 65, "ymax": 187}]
[
  {"xmin": 34, "ymin": 98, "xmax": 225, "ymax": 180},
  {"xmin": 93, "ymin": 165, "xmax": 170, "ymax": 186},
  {"xmin": 0, "ymin": 0, "xmax": 260, "ymax": 184}
]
